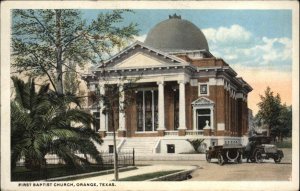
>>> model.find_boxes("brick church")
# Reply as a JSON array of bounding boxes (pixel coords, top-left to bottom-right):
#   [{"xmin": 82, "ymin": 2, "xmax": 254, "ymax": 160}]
[{"xmin": 83, "ymin": 14, "xmax": 252, "ymax": 154}]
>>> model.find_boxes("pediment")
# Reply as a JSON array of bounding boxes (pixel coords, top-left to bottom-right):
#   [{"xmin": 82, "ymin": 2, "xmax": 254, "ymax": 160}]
[
  {"xmin": 114, "ymin": 52, "xmax": 167, "ymax": 68},
  {"xmin": 100, "ymin": 41, "xmax": 187, "ymax": 69},
  {"xmin": 192, "ymin": 97, "xmax": 214, "ymax": 106}
]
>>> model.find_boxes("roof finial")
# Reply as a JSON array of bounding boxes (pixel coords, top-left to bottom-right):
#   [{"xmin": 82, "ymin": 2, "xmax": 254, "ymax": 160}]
[{"xmin": 169, "ymin": 13, "xmax": 181, "ymax": 19}]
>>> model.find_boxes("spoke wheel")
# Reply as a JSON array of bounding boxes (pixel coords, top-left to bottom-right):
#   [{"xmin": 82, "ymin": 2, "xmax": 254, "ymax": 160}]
[
  {"xmin": 218, "ymin": 153, "xmax": 225, "ymax": 166},
  {"xmin": 255, "ymin": 151, "xmax": 263, "ymax": 163},
  {"xmin": 250, "ymin": 158, "xmax": 256, "ymax": 163},
  {"xmin": 237, "ymin": 154, "xmax": 242, "ymax": 163},
  {"xmin": 274, "ymin": 156, "xmax": 282, "ymax": 163},
  {"xmin": 206, "ymin": 153, "xmax": 211, "ymax": 163}
]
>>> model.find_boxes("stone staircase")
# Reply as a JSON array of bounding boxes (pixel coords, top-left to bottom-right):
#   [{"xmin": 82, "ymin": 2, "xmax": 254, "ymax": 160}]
[{"xmin": 120, "ymin": 138, "xmax": 159, "ymax": 155}]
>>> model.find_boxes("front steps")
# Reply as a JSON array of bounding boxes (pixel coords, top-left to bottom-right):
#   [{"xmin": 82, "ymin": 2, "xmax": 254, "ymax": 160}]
[{"xmin": 120, "ymin": 138, "xmax": 159, "ymax": 155}]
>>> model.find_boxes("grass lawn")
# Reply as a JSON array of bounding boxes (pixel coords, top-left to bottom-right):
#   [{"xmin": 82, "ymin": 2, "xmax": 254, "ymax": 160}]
[
  {"xmin": 12, "ymin": 165, "xmax": 110, "ymax": 181},
  {"xmin": 119, "ymin": 170, "xmax": 181, "ymax": 181}
]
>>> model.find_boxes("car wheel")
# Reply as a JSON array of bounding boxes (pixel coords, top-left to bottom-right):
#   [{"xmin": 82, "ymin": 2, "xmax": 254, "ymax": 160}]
[
  {"xmin": 250, "ymin": 158, "xmax": 256, "ymax": 163},
  {"xmin": 255, "ymin": 151, "xmax": 263, "ymax": 163},
  {"xmin": 274, "ymin": 156, "xmax": 282, "ymax": 163},
  {"xmin": 237, "ymin": 155, "xmax": 242, "ymax": 163},
  {"xmin": 206, "ymin": 153, "xmax": 211, "ymax": 163},
  {"xmin": 218, "ymin": 153, "xmax": 225, "ymax": 166}
]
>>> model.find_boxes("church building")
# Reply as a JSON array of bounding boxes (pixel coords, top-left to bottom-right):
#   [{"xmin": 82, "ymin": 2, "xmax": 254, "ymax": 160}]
[{"xmin": 83, "ymin": 14, "xmax": 252, "ymax": 154}]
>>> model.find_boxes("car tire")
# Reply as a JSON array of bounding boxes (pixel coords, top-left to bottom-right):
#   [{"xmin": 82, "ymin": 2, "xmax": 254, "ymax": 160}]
[
  {"xmin": 218, "ymin": 153, "xmax": 225, "ymax": 166},
  {"xmin": 255, "ymin": 151, "xmax": 263, "ymax": 163},
  {"xmin": 237, "ymin": 155, "xmax": 242, "ymax": 163},
  {"xmin": 274, "ymin": 156, "xmax": 282, "ymax": 163},
  {"xmin": 206, "ymin": 153, "xmax": 211, "ymax": 163}
]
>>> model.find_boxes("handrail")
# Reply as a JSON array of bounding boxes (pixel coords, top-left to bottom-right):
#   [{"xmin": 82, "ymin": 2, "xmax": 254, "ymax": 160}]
[
  {"xmin": 165, "ymin": 131, "xmax": 178, "ymax": 136},
  {"xmin": 186, "ymin": 130, "xmax": 204, "ymax": 135},
  {"xmin": 153, "ymin": 139, "xmax": 161, "ymax": 153},
  {"xmin": 117, "ymin": 138, "xmax": 126, "ymax": 153}
]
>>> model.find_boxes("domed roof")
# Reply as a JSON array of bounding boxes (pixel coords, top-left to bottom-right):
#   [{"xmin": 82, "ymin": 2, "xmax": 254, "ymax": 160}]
[{"xmin": 144, "ymin": 14, "xmax": 209, "ymax": 52}]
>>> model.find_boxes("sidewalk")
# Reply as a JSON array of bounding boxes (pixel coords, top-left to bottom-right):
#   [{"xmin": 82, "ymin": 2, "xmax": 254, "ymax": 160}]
[
  {"xmin": 73, "ymin": 165, "xmax": 197, "ymax": 181},
  {"xmin": 135, "ymin": 153, "xmax": 206, "ymax": 161}
]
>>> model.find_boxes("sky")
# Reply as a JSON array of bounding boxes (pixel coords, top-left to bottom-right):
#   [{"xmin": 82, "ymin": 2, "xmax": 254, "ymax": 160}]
[{"xmin": 82, "ymin": 9, "xmax": 292, "ymax": 114}]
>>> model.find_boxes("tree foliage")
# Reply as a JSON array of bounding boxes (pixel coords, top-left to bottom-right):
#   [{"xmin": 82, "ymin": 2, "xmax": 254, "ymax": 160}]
[
  {"xmin": 186, "ymin": 139, "xmax": 205, "ymax": 153},
  {"xmin": 256, "ymin": 87, "xmax": 292, "ymax": 140},
  {"xmin": 11, "ymin": 77, "xmax": 103, "ymax": 170},
  {"xmin": 11, "ymin": 9, "xmax": 139, "ymax": 95}
]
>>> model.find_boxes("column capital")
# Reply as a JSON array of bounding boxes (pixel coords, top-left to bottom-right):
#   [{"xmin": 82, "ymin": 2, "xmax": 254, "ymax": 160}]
[
  {"xmin": 98, "ymin": 81, "xmax": 106, "ymax": 86},
  {"xmin": 118, "ymin": 82, "xmax": 125, "ymax": 86},
  {"xmin": 177, "ymin": 80, "xmax": 187, "ymax": 84},
  {"xmin": 157, "ymin": 81, "xmax": 165, "ymax": 85}
]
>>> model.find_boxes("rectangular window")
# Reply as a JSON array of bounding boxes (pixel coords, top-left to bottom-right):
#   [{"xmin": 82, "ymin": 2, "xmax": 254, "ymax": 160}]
[
  {"xmin": 199, "ymin": 83, "xmax": 209, "ymax": 96},
  {"xmin": 137, "ymin": 91, "xmax": 143, "ymax": 131},
  {"xmin": 174, "ymin": 90, "xmax": 179, "ymax": 130},
  {"xmin": 145, "ymin": 91, "xmax": 153, "ymax": 131},
  {"xmin": 136, "ymin": 90, "xmax": 158, "ymax": 132},
  {"xmin": 154, "ymin": 91, "xmax": 158, "ymax": 131},
  {"xmin": 167, "ymin": 144, "xmax": 175, "ymax": 153},
  {"xmin": 92, "ymin": 112, "xmax": 100, "ymax": 131},
  {"xmin": 108, "ymin": 145, "xmax": 114, "ymax": 153},
  {"xmin": 197, "ymin": 109, "xmax": 211, "ymax": 130}
]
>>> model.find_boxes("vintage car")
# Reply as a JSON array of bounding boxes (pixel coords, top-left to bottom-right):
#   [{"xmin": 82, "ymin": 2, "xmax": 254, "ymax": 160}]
[
  {"xmin": 206, "ymin": 136, "xmax": 284, "ymax": 165},
  {"xmin": 206, "ymin": 144, "xmax": 244, "ymax": 165},
  {"xmin": 244, "ymin": 135, "xmax": 284, "ymax": 163}
]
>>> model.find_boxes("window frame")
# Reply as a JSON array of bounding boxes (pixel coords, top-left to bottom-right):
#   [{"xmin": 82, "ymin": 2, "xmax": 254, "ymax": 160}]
[
  {"xmin": 136, "ymin": 89, "xmax": 158, "ymax": 132},
  {"xmin": 198, "ymin": 83, "xmax": 209, "ymax": 96},
  {"xmin": 91, "ymin": 110, "xmax": 100, "ymax": 132}
]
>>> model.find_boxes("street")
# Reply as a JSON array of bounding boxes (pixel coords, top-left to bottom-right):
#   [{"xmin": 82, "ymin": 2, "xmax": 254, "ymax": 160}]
[{"xmin": 136, "ymin": 148, "xmax": 292, "ymax": 181}]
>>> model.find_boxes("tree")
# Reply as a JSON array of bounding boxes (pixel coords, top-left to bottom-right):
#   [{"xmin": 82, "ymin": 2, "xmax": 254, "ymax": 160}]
[
  {"xmin": 11, "ymin": 77, "xmax": 103, "ymax": 170},
  {"xmin": 277, "ymin": 104, "xmax": 292, "ymax": 140},
  {"xmin": 256, "ymin": 87, "xmax": 292, "ymax": 141},
  {"xmin": 11, "ymin": 9, "xmax": 139, "ymax": 180},
  {"xmin": 12, "ymin": 9, "xmax": 138, "ymax": 95},
  {"xmin": 90, "ymin": 75, "xmax": 140, "ymax": 180}
]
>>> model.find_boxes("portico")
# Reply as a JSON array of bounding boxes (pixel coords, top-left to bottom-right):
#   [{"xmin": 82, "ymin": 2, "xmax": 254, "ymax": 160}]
[{"xmin": 92, "ymin": 69, "xmax": 192, "ymax": 137}]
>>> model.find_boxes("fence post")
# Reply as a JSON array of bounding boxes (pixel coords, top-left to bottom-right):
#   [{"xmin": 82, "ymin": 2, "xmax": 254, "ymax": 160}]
[{"xmin": 133, "ymin": 148, "xmax": 135, "ymax": 166}]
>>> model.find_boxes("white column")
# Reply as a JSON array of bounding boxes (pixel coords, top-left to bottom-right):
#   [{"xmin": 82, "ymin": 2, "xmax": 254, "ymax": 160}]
[
  {"xmin": 99, "ymin": 83, "xmax": 106, "ymax": 132},
  {"xmin": 119, "ymin": 84, "xmax": 126, "ymax": 131},
  {"xmin": 178, "ymin": 81, "xmax": 187, "ymax": 129},
  {"xmin": 157, "ymin": 81, "xmax": 165, "ymax": 130}
]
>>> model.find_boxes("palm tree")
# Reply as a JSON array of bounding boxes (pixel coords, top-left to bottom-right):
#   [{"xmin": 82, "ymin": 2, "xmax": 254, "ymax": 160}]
[{"xmin": 11, "ymin": 77, "xmax": 103, "ymax": 170}]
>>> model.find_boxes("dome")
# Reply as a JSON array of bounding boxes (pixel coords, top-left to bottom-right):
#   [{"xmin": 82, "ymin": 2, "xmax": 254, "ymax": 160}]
[{"xmin": 144, "ymin": 14, "xmax": 209, "ymax": 52}]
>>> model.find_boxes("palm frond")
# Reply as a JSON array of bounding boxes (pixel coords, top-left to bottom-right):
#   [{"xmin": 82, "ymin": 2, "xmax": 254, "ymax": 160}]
[{"xmin": 11, "ymin": 78, "xmax": 103, "ymax": 170}]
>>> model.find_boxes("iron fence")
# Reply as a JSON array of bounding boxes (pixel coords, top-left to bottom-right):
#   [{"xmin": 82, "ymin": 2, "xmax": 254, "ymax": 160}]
[{"xmin": 12, "ymin": 149, "xmax": 135, "ymax": 181}]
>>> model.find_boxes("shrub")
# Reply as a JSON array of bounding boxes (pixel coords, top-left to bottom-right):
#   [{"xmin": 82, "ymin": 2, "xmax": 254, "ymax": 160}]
[{"xmin": 186, "ymin": 139, "xmax": 205, "ymax": 153}]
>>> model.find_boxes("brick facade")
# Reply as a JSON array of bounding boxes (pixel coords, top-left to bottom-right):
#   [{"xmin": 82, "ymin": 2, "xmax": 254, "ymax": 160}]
[
  {"xmin": 85, "ymin": 46, "xmax": 252, "ymax": 139},
  {"xmin": 96, "ymin": 76, "xmax": 250, "ymax": 138}
]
